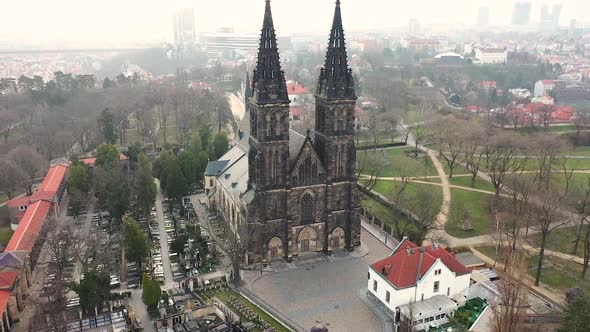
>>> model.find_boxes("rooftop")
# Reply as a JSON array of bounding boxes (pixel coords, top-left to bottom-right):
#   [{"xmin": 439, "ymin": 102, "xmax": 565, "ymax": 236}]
[
  {"xmin": 5, "ymin": 200, "xmax": 52, "ymax": 252},
  {"xmin": 371, "ymin": 238, "xmax": 470, "ymax": 289}
]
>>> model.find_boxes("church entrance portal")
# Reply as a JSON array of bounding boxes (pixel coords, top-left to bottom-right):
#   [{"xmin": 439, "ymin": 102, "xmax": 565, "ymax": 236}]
[{"xmin": 297, "ymin": 227, "xmax": 318, "ymax": 253}]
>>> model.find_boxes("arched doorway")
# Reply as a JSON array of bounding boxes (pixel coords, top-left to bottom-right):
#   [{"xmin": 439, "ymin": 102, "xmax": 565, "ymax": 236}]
[
  {"xmin": 267, "ymin": 237, "xmax": 283, "ymax": 260},
  {"xmin": 297, "ymin": 227, "xmax": 318, "ymax": 253},
  {"xmin": 330, "ymin": 227, "xmax": 345, "ymax": 250}
]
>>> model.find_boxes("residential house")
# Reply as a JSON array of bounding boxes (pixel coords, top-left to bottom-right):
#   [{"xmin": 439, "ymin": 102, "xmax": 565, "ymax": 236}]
[{"xmin": 367, "ymin": 239, "xmax": 471, "ymax": 327}]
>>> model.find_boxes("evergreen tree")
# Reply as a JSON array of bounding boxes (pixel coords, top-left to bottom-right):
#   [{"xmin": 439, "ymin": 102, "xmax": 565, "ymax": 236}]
[
  {"xmin": 164, "ymin": 159, "xmax": 188, "ymax": 201},
  {"xmin": 124, "ymin": 218, "xmax": 149, "ymax": 271},
  {"xmin": 178, "ymin": 150, "xmax": 197, "ymax": 184},
  {"xmin": 98, "ymin": 108, "xmax": 118, "ymax": 145},
  {"xmin": 142, "ymin": 273, "xmax": 161, "ymax": 311},
  {"xmin": 212, "ymin": 132, "xmax": 229, "ymax": 159},
  {"xmin": 559, "ymin": 293, "xmax": 590, "ymax": 332},
  {"xmin": 95, "ymin": 144, "xmax": 119, "ymax": 168},
  {"xmin": 135, "ymin": 154, "xmax": 157, "ymax": 219}
]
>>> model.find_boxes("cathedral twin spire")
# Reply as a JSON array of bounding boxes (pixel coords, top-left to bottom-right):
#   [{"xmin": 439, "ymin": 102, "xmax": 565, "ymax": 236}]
[
  {"xmin": 250, "ymin": 0, "xmax": 355, "ymax": 105},
  {"xmin": 317, "ymin": 0, "xmax": 356, "ymax": 100},
  {"xmin": 250, "ymin": 0, "xmax": 289, "ymax": 104}
]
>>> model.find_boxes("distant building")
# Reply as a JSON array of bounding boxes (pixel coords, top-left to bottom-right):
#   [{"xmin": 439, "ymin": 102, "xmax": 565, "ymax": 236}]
[
  {"xmin": 174, "ymin": 8, "xmax": 196, "ymax": 48},
  {"xmin": 511, "ymin": 1, "xmax": 532, "ymax": 26},
  {"xmin": 534, "ymin": 79, "xmax": 555, "ymax": 97},
  {"xmin": 540, "ymin": 4, "xmax": 562, "ymax": 30},
  {"xmin": 477, "ymin": 7, "xmax": 490, "ymax": 28},
  {"xmin": 482, "ymin": 81, "xmax": 497, "ymax": 90},
  {"xmin": 201, "ymin": 32, "xmax": 260, "ymax": 58},
  {"xmin": 368, "ymin": 239, "xmax": 471, "ymax": 330},
  {"xmin": 408, "ymin": 19, "xmax": 421, "ymax": 36},
  {"xmin": 474, "ymin": 48, "xmax": 507, "ymax": 64},
  {"xmin": 569, "ymin": 19, "xmax": 577, "ymax": 37}
]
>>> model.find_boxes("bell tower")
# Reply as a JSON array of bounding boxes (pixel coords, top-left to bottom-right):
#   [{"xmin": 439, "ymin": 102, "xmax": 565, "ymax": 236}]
[
  {"xmin": 247, "ymin": 0, "xmax": 291, "ymax": 192},
  {"xmin": 314, "ymin": 0, "xmax": 361, "ymax": 249}
]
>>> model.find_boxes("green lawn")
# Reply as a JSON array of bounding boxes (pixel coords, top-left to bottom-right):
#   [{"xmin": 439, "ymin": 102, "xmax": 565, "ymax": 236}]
[
  {"xmin": 201, "ymin": 289, "xmax": 289, "ymax": 332},
  {"xmin": 373, "ymin": 181, "xmax": 443, "ymax": 206},
  {"xmin": 157, "ymin": 125, "xmax": 180, "ymax": 145},
  {"xmin": 359, "ymin": 147, "xmax": 440, "ymax": 177},
  {"xmin": 529, "ymin": 226, "xmax": 586, "ymax": 258},
  {"xmin": 475, "ymin": 245, "xmax": 590, "ymax": 294},
  {"xmin": 0, "ymin": 228, "xmax": 13, "ymax": 246},
  {"xmin": 449, "ymin": 176, "xmax": 495, "ymax": 192},
  {"xmin": 514, "ymin": 125, "xmax": 589, "ymax": 134},
  {"xmin": 446, "ymin": 189, "xmax": 494, "ymax": 238},
  {"xmin": 569, "ymin": 146, "xmax": 590, "ymax": 157},
  {"xmin": 0, "ymin": 195, "xmax": 7, "ymax": 205},
  {"xmin": 361, "ymin": 196, "xmax": 414, "ymax": 231}
]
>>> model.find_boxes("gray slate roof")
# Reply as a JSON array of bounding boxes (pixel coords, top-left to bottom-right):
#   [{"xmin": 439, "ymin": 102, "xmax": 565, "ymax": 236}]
[{"xmin": 205, "ymin": 160, "xmax": 230, "ymax": 177}]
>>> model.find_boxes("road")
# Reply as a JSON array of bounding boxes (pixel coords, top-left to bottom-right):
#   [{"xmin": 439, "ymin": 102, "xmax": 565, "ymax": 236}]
[
  {"xmin": 154, "ymin": 179, "xmax": 175, "ymax": 290},
  {"xmin": 227, "ymin": 93, "xmax": 245, "ymax": 123}
]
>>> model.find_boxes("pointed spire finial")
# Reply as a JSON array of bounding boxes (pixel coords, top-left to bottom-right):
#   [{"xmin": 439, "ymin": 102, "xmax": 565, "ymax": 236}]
[
  {"xmin": 316, "ymin": 0, "xmax": 356, "ymax": 100},
  {"xmin": 251, "ymin": 0, "xmax": 289, "ymax": 104}
]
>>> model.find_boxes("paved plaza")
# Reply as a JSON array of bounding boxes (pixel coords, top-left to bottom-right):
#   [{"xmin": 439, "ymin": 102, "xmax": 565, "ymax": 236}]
[{"xmin": 242, "ymin": 228, "xmax": 392, "ymax": 332}]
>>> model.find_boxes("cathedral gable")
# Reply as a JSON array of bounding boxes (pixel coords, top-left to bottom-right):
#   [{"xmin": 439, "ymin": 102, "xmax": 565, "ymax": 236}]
[{"xmin": 290, "ymin": 137, "xmax": 326, "ymax": 187}]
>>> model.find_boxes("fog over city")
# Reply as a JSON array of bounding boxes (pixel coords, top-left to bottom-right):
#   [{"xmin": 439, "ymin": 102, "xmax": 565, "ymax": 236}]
[{"xmin": 1, "ymin": 0, "xmax": 589, "ymax": 44}]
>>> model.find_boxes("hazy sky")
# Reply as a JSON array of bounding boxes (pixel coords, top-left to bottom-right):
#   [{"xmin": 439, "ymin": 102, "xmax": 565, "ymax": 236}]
[{"xmin": 0, "ymin": 0, "xmax": 588, "ymax": 44}]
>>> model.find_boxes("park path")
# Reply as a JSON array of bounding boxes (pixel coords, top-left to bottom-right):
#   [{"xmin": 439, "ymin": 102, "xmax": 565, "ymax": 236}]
[
  {"xmin": 154, "ymin": 179, "xmax": 175, "ymax": 290},
  {"xmin": 520, "ymin": 243, "xmax": 585, "ymax": 265}
]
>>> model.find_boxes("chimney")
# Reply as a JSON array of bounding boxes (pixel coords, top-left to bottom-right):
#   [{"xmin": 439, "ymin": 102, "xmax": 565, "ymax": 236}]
[{"xmin": 416, "ymin": 247, "xmax": 426, "ymax": 282}]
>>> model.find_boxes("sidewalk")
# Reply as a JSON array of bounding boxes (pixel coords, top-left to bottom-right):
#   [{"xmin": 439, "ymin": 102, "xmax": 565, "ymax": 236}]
[{"xmin": 361, "ymin": 219, "xmax": 399, "ymax": 250}]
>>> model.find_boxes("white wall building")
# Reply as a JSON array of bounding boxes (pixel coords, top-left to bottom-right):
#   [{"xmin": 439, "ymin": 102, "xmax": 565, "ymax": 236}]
[
  {"xmin": 534, "ymin": 80, "xmax": 555, "ymax": 97},
  {"xmin": 474, "ymin": 48, "xmax": 508, "ymax": 64},
  {"xmin": 367, "ymin": 239, "xmax": 471, "ymax": 327}
]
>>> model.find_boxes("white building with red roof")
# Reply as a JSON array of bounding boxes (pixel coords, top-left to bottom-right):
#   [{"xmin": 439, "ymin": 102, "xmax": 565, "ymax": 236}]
[
  {"xmin": 534, "ymin": 79, "xmax": 555, "ymax": 97},
  {"xmin": 367, "ymin": 238, "xmax": 471, "ymax": 320}
]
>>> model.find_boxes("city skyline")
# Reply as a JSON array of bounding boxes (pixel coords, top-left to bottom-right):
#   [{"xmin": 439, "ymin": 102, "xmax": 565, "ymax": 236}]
[{"xmin": 0, "ymin": 0, "xmax": 589, "ymax": 45}]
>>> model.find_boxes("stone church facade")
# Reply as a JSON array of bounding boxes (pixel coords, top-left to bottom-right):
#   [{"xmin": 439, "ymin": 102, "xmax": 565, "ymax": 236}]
[{"xmin": 207, "ymin": 0, "xmax": 360, "ymax": 264}]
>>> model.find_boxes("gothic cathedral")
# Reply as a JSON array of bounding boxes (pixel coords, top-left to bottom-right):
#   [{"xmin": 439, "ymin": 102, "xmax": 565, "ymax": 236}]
[{"xmin": 208, "ymin": 0, "xmax": 360, "ymax": 264}]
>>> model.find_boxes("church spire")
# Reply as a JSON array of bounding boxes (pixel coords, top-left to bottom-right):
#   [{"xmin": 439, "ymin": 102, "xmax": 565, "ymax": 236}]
[
  {"xmin": 245, "ymin": 71, "xmax": 251, "ymax": 105},
  {"xmin": 251, "ymin": 0, "xmax": 289, "ymax": 104},
  {"xmin": 317, "ymin": 0, "xmax": 356, "ymax": 100}
]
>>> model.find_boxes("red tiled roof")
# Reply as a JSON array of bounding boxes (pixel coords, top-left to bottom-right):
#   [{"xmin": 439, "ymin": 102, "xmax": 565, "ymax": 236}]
[
  {"xmin": 0, "ymin": 272, "xmax": 19, "ymax": 290},
  {"xmin": 80, "ymin": 153, "xmax": 128, "ymax": 166},
  {"xmin": 371, "ymin": 239, "xmax": 470, "ymax": 289},
  {"xmin": 290, "ymin": 106, "xmax": 304, "ymax": 117},
  {"xmin": 542, "ymin": 80, "xmax": 554, "ymax": 85},
  {"xmin": 0, "ymin": 291, "xmax": 10, "ymax": 314},
  {"xmin": 38, "ymin": 164, "xmax": 68, "ymax": 193},
  {"xmin": 5, "ymin": 201, "xmax": 52, "ymax": 252},
  {"xmin": 7, "ymin": 163, "xmax": 69, "ymax": 209},
  {"xmin": 286, "ymin": 83, "xmax": 311, "ymax": 95},
  {"xmin": 482, "ymin": 81, "xmax": 497, "ymax": 87}
]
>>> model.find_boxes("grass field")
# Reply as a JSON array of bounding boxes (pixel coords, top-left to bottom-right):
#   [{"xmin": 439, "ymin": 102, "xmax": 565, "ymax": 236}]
[
  {"xmin": 446, "ymin": 189, "xmax": 494, "ymax": 238},
  {"xmin": 529, "ymin": 226, "xmax": 586, "ymax": 258},
  {"xmin": 449, "ymin": 176, "xmax": 496, "ymax": 193},
  {"xmin": 361, "ymin": 196, "xmax": 413, "ymax": 231},
  {"xmin": 359, "ymin": 147, "xmax": 439, "ymax": 177},
  {"xmin": 475, "ymin": 245, "xmax": 590, "ymax": 294},
  {"xmin": 0, "ymin": 228, "xmax": 13, "ymax": 246}
]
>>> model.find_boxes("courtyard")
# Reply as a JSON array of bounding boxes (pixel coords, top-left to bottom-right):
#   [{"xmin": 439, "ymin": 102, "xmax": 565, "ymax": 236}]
[{"xmin": 242, "ymin": 228, "xmax": 392, "ymax": 332}]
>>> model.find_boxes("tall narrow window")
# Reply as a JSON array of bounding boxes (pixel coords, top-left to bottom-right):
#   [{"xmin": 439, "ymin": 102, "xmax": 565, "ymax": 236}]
[
  {"xmin": 433, "ymin": 281, "xmax": 440, "ymax": 293},
  {"xmin": 275, "ymin": 114, "xmax": 281, "ymax": 136},
  {"xmin": 301, "ymin": 193, "xmax": 314, "ymax": 223},
  {"xmin": 265, "ymin": 113, "xmax": 271, "ymax": 137}
]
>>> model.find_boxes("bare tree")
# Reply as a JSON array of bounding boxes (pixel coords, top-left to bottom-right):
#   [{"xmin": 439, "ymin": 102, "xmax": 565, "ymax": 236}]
[
  {"xmin": 497, "ymin": 175, "xmax": 534, "ymax": 260},
  {"xmin": 356, "ymin": 150, "xmax": 389, "ymax": 191},
  {"xmin": 225, "ymin": 215, "xmax": 250, "ymax": 287},
  {"xmin": 490, "ymin": 252, "xmax": 528, "ymax": 332},
  {"xmin": 0, "ymin": 159, "xmax": 26, "ymax": 199},
  {"xmin": 530, "ymin": 134, "xmax": 568, "ymax": 188},
  {"xmin": 531, "ymin": 185, "xmax": 571, "ymax": 286},
  {"xmin": 380, "ymin": 112, "xmax": 399, "ymax": 143},
  {"xmin": 400, "ymin": 186, "xmax": 442, "ymax": 244},
  {"xmin": 482, "ymin": 132, "xmax": 528, "ymax": 203},
  {"xmin": 437, "ymin": 119, "xmax": 467, "ymax": 178},
  {"xmin": 8, "ymin": 146, "xmax": 46, "ymax": 195},
  {"xmin": 0, "ymin": 110, "xmax": 19, "ymax": 144}
]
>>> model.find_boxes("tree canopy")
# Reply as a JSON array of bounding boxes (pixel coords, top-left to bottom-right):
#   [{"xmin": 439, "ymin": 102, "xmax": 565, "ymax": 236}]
[
  {"xmin": 95, "ymin": 144, "xmax": 120, "ymax": 168},
  {"xmin": 124, "ymin": 217, "xmax": 149, "ymax": 270}
]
